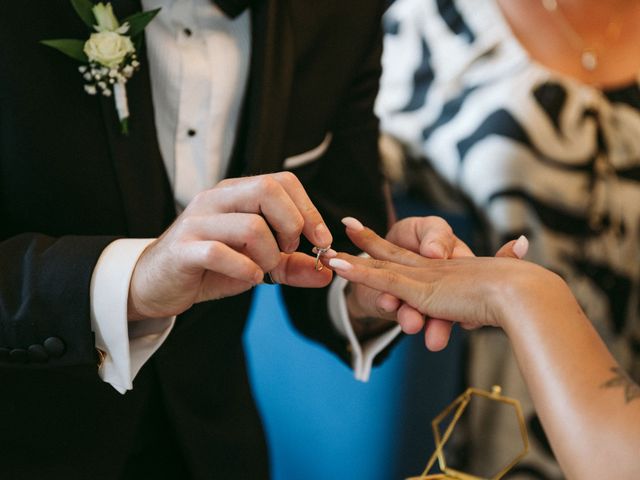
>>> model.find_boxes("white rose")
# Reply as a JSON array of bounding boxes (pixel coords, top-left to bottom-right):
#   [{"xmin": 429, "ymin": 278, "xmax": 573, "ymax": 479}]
[
  {"xmin": 84, "ymin": 32, "xmax": 134, "ymax": 69},
  {"xmin": 93, "ymin": 3, "xmax": 119, "ymax": 32}
]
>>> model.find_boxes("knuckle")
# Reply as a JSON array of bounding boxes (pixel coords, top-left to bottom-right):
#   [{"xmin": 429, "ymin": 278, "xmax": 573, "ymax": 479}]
[
  {"xmin": 275, "ymin": 171, "xmax": 299, "ymax": 186},
  {"xmin": 203, "ymin": 241, "xmax": 223, "ymax": 263},
  {"xmin": 381, "ymin": 269, "xmax": 400, "ymax": 286},
  {"xmin": 257, "ymin": 176, "xmax": 280, "ymax": 196},
  {"xmin": 216, "ymin": 177, "xmax": 232, "ymax": 189},
  {"xmin": 243, "ymin": 215, "xmax": 269, "ymax": 240},
  {"xmin": 386, "ymin": 242, "xmax": 404, "ymax": 256},
  {"xmin": 370, "ymin": 258, "xmax": 389, "ymax": 270},
  {"xmin": 177, "ymin": 214, "xmax": 199, "ymax": 233},
  {"xmin": 300, "ymin": 203, "xmax": 320, "ymax": 222},
  {"xmin": 191, "ymin": 189, "xmax": 210, "ymax": 206},
  {"xmin": 289, "ymin": 212, "xmax": 304, "ymax": 233}
]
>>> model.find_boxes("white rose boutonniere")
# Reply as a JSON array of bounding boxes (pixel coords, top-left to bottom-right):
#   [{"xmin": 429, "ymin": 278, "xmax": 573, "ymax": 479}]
[
  {"xmin": 84, "ymin": 31, "xmax": 135, "ymax": 69},
  {"xmin": 41, "ymin": 0, "xmax": 160, "ymax": 134}
]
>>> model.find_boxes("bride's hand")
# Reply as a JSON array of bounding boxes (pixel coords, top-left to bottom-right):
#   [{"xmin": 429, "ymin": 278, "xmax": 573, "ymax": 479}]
[
  {"xmin": 330, "ymin": 222, "xmax": 536, "ymax": 334},
  {"xmin": 339, "ymin": 216, "xmax": 473, "ymax": 350}
]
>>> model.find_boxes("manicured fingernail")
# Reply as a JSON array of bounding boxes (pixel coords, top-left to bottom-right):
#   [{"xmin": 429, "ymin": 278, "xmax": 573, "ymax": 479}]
[
  {"xmin": 513, "ymin": 235, "xmax": 529, "ymax": 259},
  {"xmin": 315, "ymin": 223, "xmax": 332, "ymax": 246},
  {"xmin": 328, "ymin": 258, "xmax": 353, "ymax": 271},
  {"xmin": 321, "ymin": 248, "xmax": 338, "ymax": 258},
  {"xmin": 341, "ymin": 217, "xmax": 364, "ymax": 231}
]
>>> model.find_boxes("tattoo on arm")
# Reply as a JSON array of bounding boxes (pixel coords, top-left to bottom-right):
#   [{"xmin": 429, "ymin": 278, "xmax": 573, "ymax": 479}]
[{"xmin": 601, "ymin": 367, "xmax": 640, "ymax": 404}]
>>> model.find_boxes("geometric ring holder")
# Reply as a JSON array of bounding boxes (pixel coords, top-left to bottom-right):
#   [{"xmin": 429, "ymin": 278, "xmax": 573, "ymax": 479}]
[{"xmin": 406, "ymin": 385, "xmax": 529, "ymax": 480}]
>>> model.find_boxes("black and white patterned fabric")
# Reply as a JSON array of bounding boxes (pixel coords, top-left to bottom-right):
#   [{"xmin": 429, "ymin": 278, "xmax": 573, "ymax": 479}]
[{"xmin": 376, "ymin": 0, "xmax": 640, "ymax": 478}]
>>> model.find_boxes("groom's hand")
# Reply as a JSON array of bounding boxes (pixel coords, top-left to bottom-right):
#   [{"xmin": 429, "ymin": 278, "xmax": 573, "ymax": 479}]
[{"xmin": 127, "ymin": 172, "xmax": 333, "ymax": 321}]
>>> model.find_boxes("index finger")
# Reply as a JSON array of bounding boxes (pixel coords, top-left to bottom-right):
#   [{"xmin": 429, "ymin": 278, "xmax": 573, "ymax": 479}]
[
  {"xmin": 211, "ymin": 173, "xmax": 332, "ymax": 252},
  {"xmin": 341, "ymin": 217, "xmax": 433, "ymax": 268},
  {"xmin": 272, "ymin": 171, "xmax": 333, "ymax": 248},
  {"xmin": 326, "ymin": 254, "xmax": 430, "ymax": 312}
]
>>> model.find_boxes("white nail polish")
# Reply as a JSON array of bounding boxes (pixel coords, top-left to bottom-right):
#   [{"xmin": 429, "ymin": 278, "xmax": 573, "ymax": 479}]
[
  {"xmin": 341, "ymin": 217, "xmax": 364, "ymax": 231},
  {"xmin": 513, "ymin": 235, "xmax": 529, "ymax": 259},
  {"xmin": 328, "ymin": 258, "xmax": 353, "ymax": 271}
]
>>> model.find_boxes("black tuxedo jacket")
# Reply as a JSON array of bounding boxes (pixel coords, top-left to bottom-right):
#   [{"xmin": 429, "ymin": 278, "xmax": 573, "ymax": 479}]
[{"xmin": 0, "ymin": 1, "xmax": 388, "ymax": 478}]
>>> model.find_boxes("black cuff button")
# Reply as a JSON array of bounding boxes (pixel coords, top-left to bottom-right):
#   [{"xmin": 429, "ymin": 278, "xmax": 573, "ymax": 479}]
[
  {"xmin": 28, "ymin": 344, "xmax": 49, "ymax": 363},
  {"xmin": 44, "ymin": 337, "xmax": 66, "ymax": 358}
]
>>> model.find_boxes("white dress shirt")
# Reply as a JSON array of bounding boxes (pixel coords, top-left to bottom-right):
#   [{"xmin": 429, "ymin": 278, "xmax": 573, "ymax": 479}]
[{"xmin": 90, "ymin": 0, "xmax": 401, "ymax": 394}]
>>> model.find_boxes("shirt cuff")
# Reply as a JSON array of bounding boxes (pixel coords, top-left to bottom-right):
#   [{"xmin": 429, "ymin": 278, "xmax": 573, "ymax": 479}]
[
  {"xmin": 90, "ymin": 239, "xmax": 176, "ymax": 394},
  {"xmin": 328, "ymin": 273, "xmax": 402, "ymax": 382}
]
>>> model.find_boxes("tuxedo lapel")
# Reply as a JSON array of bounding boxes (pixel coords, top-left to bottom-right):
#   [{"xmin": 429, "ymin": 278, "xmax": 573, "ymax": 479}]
[
  {"xmin": 229, "ymin": 0, "xmax": 295, "ymax": 176},
  {"xmin": 98, "ymin": 0, "xmax": 174, "ymax": 237}
]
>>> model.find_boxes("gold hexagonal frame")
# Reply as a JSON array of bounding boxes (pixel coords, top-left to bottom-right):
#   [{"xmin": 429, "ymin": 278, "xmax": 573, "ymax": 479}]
[{"xmin": 407, "ymin": 386, "xmax": 529, "ymax": 480}]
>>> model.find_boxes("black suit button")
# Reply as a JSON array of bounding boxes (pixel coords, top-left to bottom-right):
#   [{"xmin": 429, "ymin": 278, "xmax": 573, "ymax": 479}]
[
  {"xmin": 9, "ymin": 348, "xmax": 28, "ymax": 363},
  {"xmin": 28, "ymin": 344, "xmax": 49, "ymax": 363},
  {"xmin": 43, "ymin": 337, "xmax": 66, "ymax": 358}
]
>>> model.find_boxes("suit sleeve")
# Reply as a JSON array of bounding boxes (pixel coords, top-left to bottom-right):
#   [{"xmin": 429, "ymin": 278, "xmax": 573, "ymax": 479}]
[
  {"xmin": 0, "ymin": 233, "xmax": 116, "ymax": 368},
  {"xmin": 280, "ymin": 3, "xmax": 395, "ymax": 366}
]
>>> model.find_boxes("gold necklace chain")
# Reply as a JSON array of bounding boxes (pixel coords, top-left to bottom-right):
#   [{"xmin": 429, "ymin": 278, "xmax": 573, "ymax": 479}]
[{"xmin": 541, "ymin": 0, "xmax": 623, "ymax": 72}]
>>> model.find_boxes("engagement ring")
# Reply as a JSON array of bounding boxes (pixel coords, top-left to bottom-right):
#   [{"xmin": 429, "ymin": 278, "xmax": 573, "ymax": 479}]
[{"xmin": 311, "ymin": 246, "xmax": 331, "ymax": 271}]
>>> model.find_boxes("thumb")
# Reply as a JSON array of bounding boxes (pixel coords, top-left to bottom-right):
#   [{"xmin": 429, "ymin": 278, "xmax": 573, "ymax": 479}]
[
  {"xmin": 495, "ymin": 235, "xmax": 529, "ymax": 259},
  {"xmin": 268, "ymin": 252, "xmax": 333, "ymax": 287}
]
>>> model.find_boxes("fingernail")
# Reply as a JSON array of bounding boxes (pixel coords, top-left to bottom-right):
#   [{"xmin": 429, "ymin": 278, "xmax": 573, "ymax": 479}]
[
  {"xmin": 328, "ymin": 258, "xmax": 353, "ymax": 271},
  {"xmin": 341, "ymin": 217, "xmax": 364, "ymax": 231},
  {"xmin": 255, "ymin": 271, "xmax": 265, "ymax": 284},
  {"xmin": 378, "ymin": 297, "xmax": 397, "ymax": 313},
  {"xmin": 513, "ymin": 235, "xmax": 529, "ymax": 259},
  {"xmin": 314, "ymin": 223, "xmax": 332, "ymax": 246},
  {"xmin": 321, "ymin": 248, "xmax": 338, "ymax": 258},
  {"xmin": 427, "ymin": 241, "xmax": 446, "ymax": 259}
]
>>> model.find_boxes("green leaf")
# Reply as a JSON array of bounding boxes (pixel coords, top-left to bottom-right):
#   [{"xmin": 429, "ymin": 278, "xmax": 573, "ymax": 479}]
[
  {"xmin": 71, "ymin": 0, "xmax": 96, "ymax": 29},
  {"xmin": 133, "ymin": 35, "xmax": 144, "ymax": 55},
  {"xmin": 123, "ymin": 8, "xmax": 161, "ymax": 38},
  {"xmin": 40, "ymin": 39, "xmax": 88, "ymax": 63}
]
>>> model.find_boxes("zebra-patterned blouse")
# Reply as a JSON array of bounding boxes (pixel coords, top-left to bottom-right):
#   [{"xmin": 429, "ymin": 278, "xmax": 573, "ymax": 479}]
[{"xmin": 377, "ymin": 0, "xmax": 640, "ymax": 372}]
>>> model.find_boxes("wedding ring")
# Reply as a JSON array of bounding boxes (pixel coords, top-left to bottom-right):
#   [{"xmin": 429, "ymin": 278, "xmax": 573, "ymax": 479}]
[{"xmin": 312, "ymin": 245, "xmax": 331, "ymax": 271}]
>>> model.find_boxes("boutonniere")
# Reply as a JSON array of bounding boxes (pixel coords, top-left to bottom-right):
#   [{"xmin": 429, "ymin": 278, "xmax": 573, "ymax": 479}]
[{"xmin": 41, "ymin": 0, "xmax": 160, "ymax": 134}]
